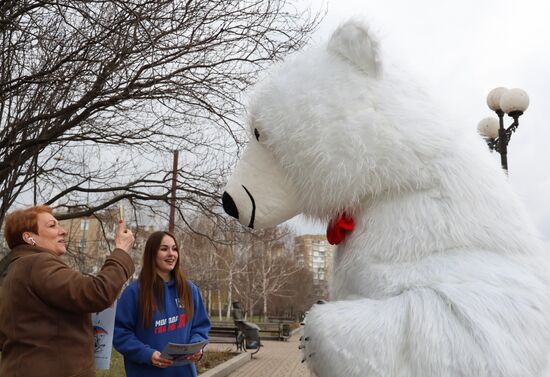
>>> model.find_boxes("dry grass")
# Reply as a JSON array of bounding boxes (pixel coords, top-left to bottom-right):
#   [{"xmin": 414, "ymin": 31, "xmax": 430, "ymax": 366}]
[
  {"xmin": 96, "ymin": 350, "xmax": 125, "ymax": 377},
  {"xmin": 96, "ymin": 349, "xmax": 238, "ymax": 376},
  {"xmin": 197, "ymin": 349, "xmax": 238, "ymax": 374}
]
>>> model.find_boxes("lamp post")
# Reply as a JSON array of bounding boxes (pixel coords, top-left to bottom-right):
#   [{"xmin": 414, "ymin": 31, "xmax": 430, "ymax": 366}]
[
  {"xmin": 168, "ymin": 150, "xmax": 179, "ymax": 233},
  {"xmin": 477, "ymin": 87, "xmax": 529, "ymax": 173},
  {"xmin": 33, "ymin": 153, "xmax": 38, "ymax": 205}
]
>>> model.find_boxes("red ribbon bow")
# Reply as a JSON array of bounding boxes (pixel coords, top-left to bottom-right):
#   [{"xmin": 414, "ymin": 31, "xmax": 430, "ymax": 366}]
[{"xmin": 326, "ymin": 213, "xmax": 355, "ymax": 245}]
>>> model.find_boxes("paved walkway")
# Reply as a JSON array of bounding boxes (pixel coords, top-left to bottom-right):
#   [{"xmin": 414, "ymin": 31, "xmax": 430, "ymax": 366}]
[{"xmin": 206, "ymin": 331, "xmax": 314, "ymax": 377}]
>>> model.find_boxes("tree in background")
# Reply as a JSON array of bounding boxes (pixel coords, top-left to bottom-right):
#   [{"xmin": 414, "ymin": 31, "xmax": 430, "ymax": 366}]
[
  {"xmin": 178, "ymin": 212, "xmax": 305, "ymax": 321},
  {"xmin": 180, "ymin": 212, "xmax": 253, "ymax": 321},
  {"xmin": 269, "ymin": 266, "xmax": 316, "ymax": 320},
  {"xmin": 248, "ymin": 226, "xmax": 300, "ymax": 321},
  {"xmin": 177, "ymin": 214, "xmax": 221, "ymax": 315},
  {"xmin": 0, "ymin": 0, "xmax": 322, "ymax": 226}
]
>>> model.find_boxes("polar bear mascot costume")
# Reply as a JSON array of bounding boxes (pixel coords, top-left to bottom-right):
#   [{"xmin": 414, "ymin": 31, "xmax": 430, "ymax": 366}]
[{"xmin": 222, "ymin": 19, "xmax": 550, "ymax": 377}]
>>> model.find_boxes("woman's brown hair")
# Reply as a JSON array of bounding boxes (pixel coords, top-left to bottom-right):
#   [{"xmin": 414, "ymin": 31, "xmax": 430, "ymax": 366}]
[
  {"xmin": 4, "ymin": 205, "xmax": 53, "ymax": 249},
  {"xmin": 138, "ymin": 231, "xmax": 193, "ymax": 327}
]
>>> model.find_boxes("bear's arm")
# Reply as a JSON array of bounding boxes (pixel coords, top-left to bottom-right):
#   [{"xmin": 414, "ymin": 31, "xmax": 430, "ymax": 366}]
[
  {"xmin": 304, "ymin": 290, "xmax": 482, "ymax": 377},
  {"xmin": 303, "ymin": 256, "xmax": 550, "ymax": 377}
]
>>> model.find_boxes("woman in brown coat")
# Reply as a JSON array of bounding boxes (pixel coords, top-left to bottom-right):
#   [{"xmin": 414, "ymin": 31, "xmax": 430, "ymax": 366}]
[{"xmin": 0, "ymin": 205, "xmax": 135, "ymax": 377}]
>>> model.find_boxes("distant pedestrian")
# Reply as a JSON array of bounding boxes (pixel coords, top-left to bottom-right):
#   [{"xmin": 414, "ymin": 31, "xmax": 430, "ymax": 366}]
[
  {"xmin": 114, "ymin": 230, "xmax": 210, "ymax": 377},
  {"xmin": 0, "ymin": 205, "xmax": 135, "ymax": 377}
]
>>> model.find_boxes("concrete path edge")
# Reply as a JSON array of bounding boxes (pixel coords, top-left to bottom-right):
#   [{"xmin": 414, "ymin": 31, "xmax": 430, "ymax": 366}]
[{"xmin": 199, "ymin": 352, "xmax": 251, "ymax": 377}]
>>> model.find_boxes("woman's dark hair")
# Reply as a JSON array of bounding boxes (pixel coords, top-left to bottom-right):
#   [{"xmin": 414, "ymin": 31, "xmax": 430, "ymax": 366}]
[{"xmin": 138, "ymin": 231, "xmax": 193, "ymax": 326}]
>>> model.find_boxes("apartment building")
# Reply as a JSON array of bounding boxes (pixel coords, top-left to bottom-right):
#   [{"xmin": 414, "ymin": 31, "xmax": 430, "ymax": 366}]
[
  {"xmin": 59, "ymin": 208, "xmax": 152, "ymax": 276},
  {"xmin": 294, "ymin": 234, "xmax": 334, "ymax": 298}
]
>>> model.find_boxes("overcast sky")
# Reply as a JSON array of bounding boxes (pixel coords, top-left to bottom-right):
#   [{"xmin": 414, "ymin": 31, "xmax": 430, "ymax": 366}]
[{"xmin": 289, "ymin": 0, "xmax": 550, "ymax": 243}]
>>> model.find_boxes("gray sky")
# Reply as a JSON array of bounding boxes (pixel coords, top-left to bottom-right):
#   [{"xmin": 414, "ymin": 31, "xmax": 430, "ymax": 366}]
[{"xmin": 289, "ymin": 0, "xmax": 550, "ymax": 242}]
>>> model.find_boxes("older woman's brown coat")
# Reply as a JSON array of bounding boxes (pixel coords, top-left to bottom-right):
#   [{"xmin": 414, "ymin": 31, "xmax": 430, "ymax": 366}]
[{"xmin": 0, "ymin": 244, "xmax": 135, "ymax": 377}]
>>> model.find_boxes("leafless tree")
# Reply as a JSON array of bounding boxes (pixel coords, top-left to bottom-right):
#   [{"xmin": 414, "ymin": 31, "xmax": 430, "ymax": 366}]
[
  {"xmin": 0, "ymin": 0, "xmax": 322, "ymax": 227},
  {"xmin": 178, "ymin": 211, "xmax": 302, "ymax": 321},
  {"xmin": 250, "ymin": 226, "xmax": 300, "ymax": 321},
  {"xmin": 269, "ymin": 266, "xmax": 316, "ymax": 319},
  {"xmin": 230, "ymin": 225, "xmax": 300, "ymax": 320},
  {"xmin": 178, "ymin": 214, "xmax": 221, "ymax": 314},
  {"xmin": 179, "ymin": 212, "xmax": 250, "ymax": 320}
]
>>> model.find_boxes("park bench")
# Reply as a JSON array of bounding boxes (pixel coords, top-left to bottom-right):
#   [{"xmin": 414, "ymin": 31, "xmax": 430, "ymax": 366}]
[
  {"xmin": 258, "ymin": 322, "xmax": 291, "ymax": 341},
  {"xmin": 208, "ymin": 325, "xmax": 245, "ymax": 351},
  {"xmin": 267, "ymin": 316, "xmax": 295, "ymax": 322},
  {"xmin": 207, "ymin": 302, "xmax": 263, "ymax": 356}
]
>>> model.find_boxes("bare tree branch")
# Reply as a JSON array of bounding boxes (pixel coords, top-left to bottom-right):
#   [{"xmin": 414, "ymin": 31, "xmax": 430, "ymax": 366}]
[{"xmin": 0, "ymin": 0, "xmax": 323, "ymax": 226}]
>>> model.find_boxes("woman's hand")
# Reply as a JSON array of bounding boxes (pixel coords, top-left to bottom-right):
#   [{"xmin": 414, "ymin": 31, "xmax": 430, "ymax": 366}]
[
  {"xmin": 185, "ymin": 350, "xmax": 203, "ymax": 363},
  {"xmin": 151, "ymin": 351, "xmax": 173, "ymax": 368},
  {"xmin": 115, "ymin": 219, "xmax": 135, "ymax": 252}
]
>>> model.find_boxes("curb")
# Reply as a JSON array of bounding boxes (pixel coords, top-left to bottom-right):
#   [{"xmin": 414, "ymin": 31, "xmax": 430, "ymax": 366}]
[{"xmin": 199, "ymin": 352, "xmax": 251, "ymax": 377}]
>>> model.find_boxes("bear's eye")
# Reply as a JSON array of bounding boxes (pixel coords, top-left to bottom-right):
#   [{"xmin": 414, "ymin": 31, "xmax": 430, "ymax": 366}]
[{"xmin": 254, "ymin": 128, "xmax": 260, "ymax": 141}]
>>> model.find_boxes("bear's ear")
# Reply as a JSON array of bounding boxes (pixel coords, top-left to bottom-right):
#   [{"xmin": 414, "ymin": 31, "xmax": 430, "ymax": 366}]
[{"xmin": 327, "ymin": 20, "xmax": 381, "ymax": 77}]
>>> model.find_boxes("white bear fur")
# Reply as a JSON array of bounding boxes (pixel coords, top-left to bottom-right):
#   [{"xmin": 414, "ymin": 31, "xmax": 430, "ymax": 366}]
[{"xmin": 223, "ymin": 20, "xmax": 550, "ymax": 377}]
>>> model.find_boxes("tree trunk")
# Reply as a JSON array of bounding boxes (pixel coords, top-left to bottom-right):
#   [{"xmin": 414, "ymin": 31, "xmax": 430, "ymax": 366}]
[
  {"xmin": 207, "ymin": 289, "xmax": 212, "ymax": 316},
  {"xmin": 248, "ymin": 296, "xmax": 253, "ymax": 320},
  {"xmin": 226, "ymin": 279, "xmax": 233, "ymax": 320},
  {"xmin": 217, "ymin": 288, "xmax": 222, "ymax": 321},
  {"xmin": 263, "ymin": 294, "xmax": 268, "ymax": 323}
]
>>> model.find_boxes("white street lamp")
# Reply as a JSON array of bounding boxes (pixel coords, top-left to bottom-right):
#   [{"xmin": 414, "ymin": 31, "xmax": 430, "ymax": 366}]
[
  {"xmin": 477, "ymin": 87, "xmax": 529, "ymax": 172},
  {"xmin": 477, "ymin": 117, "xmax": 499, "ymax": 139}
]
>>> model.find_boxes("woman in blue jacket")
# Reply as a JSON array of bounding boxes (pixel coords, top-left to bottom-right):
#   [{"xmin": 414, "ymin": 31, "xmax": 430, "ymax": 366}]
[{"xmin": 114, "ymin": 231, "xmax": 211, "ymax": 377}]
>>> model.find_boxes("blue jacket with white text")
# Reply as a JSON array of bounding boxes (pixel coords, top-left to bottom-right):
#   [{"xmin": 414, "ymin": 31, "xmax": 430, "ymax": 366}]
[{"xmin": 114, "ymin": 279, "xmax": 211, "ymax": 377}]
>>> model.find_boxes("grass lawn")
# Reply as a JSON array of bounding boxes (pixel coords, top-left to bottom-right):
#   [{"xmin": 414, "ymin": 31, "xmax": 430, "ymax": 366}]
[
  {"xmin": 96, "ymin": 349, "xmax": 237, "ymax": 376},
  {"xmin": 96, "ymin": 350, "xmax": 125, "ymax": 377}
]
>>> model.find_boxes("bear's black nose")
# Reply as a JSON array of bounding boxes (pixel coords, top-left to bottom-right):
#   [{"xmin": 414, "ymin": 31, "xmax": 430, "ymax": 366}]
[{"xmin": 222, "ymin": 192, "xmax": 239, "ymax": 220}]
